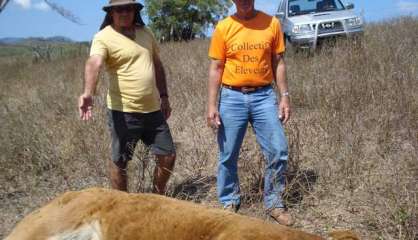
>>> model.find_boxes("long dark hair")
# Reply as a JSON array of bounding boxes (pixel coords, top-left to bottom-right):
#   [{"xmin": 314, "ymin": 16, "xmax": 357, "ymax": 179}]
[{"xmin": 100, "ymin": 8, "xmax": 145, "ymax": 30}]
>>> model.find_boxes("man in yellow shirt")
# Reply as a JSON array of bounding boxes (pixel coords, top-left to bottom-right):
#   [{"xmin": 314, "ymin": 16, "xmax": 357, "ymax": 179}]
[
  {"xmin": 78, "ymin": 0, "xmax": 175, "ymax": 194},
  {"xmin": 207, "ymin": 0, "xmax": 293, "ymax": 225}
]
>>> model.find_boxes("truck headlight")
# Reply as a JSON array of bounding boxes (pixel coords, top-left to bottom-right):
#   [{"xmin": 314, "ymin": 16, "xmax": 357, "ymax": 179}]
[
  {"xmin": 345, "ymin": 17, "xmax": 362, "ymax": 27},
  {"xmin": 292, "ymin": 24, "xmax": 312, "ymax": 34}
]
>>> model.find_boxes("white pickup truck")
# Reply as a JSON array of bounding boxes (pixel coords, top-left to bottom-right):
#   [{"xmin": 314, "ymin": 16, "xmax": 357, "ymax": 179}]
[{"xmin": 277, "ymin": 0, "xmax": 364, "ymax": 50}]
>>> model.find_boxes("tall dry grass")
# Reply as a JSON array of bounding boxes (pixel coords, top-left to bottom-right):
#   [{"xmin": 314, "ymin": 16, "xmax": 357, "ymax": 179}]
[{"xmin": 0, "ymin": 17, "xmax": 417, "ymax": 239}]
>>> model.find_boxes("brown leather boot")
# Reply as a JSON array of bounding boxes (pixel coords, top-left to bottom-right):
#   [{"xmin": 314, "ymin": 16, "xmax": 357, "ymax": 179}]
[
  {"xmin": 223, "ymin": 204, "xmax": 240, "ymax": 213},
  {"xmin": 269, "ymin": 208, "xmax": 294, "ymax": 226}
]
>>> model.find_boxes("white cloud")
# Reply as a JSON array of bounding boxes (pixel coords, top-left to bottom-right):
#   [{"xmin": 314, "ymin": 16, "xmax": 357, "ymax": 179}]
[
  {"xmin": 397, "ymin": 0, "xmax": 418, "ymax": 13},
  {"xmin": 14, "ymin": 0, "xmax": 31, "ymax": 9},
  {"xmin": 33, "ymin": 1, "xmax": 50, "ymax": 11},
  {"xmin": 13, "ymin": 0, "xmax": 51, "ymax": 11}
]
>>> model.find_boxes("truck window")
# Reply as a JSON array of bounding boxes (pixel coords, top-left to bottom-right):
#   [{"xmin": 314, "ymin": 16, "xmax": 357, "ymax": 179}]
[{"xmin": 288, "ymin": 0, "xmax": 345, "ymax": 16}]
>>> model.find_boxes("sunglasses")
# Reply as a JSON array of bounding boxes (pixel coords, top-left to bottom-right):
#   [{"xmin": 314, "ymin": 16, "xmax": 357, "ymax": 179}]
[{"xmin": 113, "ymin": 5, "xmax": 136, "ymax": 13}]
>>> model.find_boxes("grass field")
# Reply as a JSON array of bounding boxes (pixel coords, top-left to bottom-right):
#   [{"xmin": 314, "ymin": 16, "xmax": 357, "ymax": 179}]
[{"xmin": 0, "ymin": 17, "xmax": 417, "ymax": 239}]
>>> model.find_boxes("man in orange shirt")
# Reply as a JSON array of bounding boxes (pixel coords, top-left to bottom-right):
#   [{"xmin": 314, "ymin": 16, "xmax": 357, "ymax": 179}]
[{"xmin": 207, "ymin": 0, "xmax": 292, "ymax": 225}]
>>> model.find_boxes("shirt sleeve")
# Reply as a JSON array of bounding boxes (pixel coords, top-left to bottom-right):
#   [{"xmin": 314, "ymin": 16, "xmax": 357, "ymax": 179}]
[
  {"xmin": 90, "ymin": 35, "xmax": 108, "ymax": 58},
  {"xmin": 208, "ymin": 25, "xmax": 226, "ymax": 61},
  {"xmin": 144, "ymin": 27, "xmax": 160, "ymax": 56},
  {"xmin": 272, "ymin": 18, "xmax": 285, "ymax": 54}
]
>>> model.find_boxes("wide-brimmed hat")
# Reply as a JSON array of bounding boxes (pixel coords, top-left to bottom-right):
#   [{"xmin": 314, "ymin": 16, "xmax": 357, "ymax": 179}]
[{"xmin": 102, "ymin": 0, "xmax": 144, "ymax": 12}]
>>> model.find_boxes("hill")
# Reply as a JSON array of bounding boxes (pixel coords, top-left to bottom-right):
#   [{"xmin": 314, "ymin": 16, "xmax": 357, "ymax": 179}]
[{"xmin": 0, "ymin": 36, "xmax": 74, "ymax": 46}]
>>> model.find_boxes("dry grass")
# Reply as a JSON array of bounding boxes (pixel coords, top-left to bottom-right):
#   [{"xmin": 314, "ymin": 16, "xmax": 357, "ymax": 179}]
[{"xmin": 0, "ymin": 17, "xmax": 417, "ymax": 239}]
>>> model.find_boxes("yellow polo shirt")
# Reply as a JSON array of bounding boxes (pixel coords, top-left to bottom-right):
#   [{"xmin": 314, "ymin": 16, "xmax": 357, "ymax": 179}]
[
  {"xmin": 90, "ymin": 25, "xmax": 160, "ymax": 113},
  {"xmin": 209, "ymin": 11, "xmax": 285, "ymax": 87}
]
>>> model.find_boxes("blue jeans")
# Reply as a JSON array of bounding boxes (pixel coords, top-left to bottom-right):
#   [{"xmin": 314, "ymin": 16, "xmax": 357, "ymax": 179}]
[{"xmin": 217, "ymin": 86, "xmax": 288, "ymax": 209}]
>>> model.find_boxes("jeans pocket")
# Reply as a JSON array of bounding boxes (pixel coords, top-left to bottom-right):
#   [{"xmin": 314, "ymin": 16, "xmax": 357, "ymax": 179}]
[
  {"xmin": 124, "ymin": 113, "xmax": 140, "ymax": 126},
  {"xmin": 220, "ymin": 87, "xmax": 230, "ymax": 98},
  {"xmin": 267, "ymin": 87, "xmax": 276, "ymax": 97}
]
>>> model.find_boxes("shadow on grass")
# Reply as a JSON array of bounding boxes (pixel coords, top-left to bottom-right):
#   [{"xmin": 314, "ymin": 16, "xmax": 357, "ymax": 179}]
[
  {"xmin": 171, "ymin": 175, "xmax": 216, "ymax": 202},
  {"xmin": 284, "ymin": 169, "xmax": 319, "ymax": 207}
]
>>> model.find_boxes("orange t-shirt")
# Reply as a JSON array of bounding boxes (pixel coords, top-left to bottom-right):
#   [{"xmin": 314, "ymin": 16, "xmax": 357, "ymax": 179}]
[{"xmin": 209, "ymin": 11, "xmax": 285, "ymax": 87}]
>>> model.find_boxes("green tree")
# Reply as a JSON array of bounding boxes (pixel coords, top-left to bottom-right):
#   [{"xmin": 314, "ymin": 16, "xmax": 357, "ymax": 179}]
[{"xmin": 144, "ymin": 0, "xmax": 232, "ymax": 41}]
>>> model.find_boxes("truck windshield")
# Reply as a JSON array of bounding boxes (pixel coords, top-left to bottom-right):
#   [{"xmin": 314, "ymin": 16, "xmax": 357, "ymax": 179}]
[{"xmin": 288, "ymin": 0, "xmax": 345, "ymax": 16}]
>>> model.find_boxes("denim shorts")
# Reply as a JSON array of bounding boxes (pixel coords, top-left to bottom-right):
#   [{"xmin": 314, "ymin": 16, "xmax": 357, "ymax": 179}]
[{"xmin": 107, "ymin": 109, "xmax": 175, "ymax": 164}]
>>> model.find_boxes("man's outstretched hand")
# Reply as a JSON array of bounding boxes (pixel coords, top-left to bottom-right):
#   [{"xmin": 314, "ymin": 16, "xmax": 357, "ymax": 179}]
[{"xmin": 79, "ymin": 94, "xmax": 93, "ymax": 121}]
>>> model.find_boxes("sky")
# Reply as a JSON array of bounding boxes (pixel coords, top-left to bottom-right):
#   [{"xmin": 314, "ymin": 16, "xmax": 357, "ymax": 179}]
[{"xmin": 0, "ymin": 0, "xmax": 418, "ymax": 42}]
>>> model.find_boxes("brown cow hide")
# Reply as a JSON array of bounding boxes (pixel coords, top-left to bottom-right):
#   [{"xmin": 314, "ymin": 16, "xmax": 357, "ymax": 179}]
[{"xmin": 5, "ymin": 188, "xmax": 359, "ymax": 240}]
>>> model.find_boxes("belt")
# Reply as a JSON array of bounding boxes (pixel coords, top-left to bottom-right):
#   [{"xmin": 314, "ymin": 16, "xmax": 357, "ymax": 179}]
[{"xmin": 221, "ymin": 83, "xmax": 271, "ymax": 93}]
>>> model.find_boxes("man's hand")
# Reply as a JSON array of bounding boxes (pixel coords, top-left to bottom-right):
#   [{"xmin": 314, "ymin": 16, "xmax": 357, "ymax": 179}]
[
  {"xmin": 79, "ymin": 94, "xmax": 93, "ymax": 121},
  {"xmin": 161, "ymin": 97, "xmax": 172, "ymax": 120},
  {"xmin": 279, "ymin": 96, "xmax": 291, "ymax": 124},
  {"xmin": 207, "ymin": 105, "xmax": 221, "ymax": 129},
  {"xmin": 272, "ymin": 53, "xmax": 290, "ymax": 125},
  {"xmin": 79, "ymin": 55, "xmax": 103, "ymax": 121}
]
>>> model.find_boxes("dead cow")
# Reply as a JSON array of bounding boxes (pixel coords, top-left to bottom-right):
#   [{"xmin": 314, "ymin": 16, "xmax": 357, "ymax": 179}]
[{"xmin": 5, "ymin": 188, "xmax": 359, "ymax": 240}]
